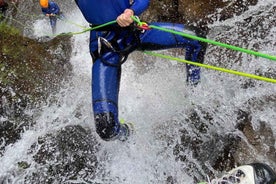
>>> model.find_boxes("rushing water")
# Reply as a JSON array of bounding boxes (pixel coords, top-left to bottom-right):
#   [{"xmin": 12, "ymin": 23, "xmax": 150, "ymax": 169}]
[{"xmin": 0, "ymin": 0, "xmax": 275, "ymax": 183}]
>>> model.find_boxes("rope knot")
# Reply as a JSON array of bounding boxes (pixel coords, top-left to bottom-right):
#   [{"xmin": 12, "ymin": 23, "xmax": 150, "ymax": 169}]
[{"xmin": 132, "ymin": 16, "xmax": 151, "ymax": 30}]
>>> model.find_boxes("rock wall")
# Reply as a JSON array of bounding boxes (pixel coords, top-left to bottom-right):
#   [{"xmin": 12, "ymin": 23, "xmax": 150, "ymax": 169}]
[
  {"xmin": 1, "ymin": 0, "xmax": 275, "ymax": 183},
  {"xmin": 0, "ymin": 23, "xmax": 72, "ymax": 156},
  {"xmin": 142, "ymin": 0, "xmax": 258, "ymax": 32}
]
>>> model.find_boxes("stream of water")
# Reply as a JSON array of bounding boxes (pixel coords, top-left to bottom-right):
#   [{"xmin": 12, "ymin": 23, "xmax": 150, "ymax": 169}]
[{"xmin": 0, "ymin": 0, "xmax": 275, "ymax": 183}]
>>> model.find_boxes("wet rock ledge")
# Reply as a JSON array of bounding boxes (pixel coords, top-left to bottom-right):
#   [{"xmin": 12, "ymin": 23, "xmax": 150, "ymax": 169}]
[{"xmin": 0, "ymin": 22, "xmax": 72, "ymax": 154}]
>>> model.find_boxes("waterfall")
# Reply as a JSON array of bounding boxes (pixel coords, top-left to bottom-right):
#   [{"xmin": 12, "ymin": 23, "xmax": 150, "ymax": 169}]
[{"xmin": 0, "ymin": 0, "xmax": 275, "ymax": 183}]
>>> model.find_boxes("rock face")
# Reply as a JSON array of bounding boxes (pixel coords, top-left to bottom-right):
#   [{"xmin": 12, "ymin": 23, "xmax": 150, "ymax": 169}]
[
  {"xmin": 178, "ymin": 0, "xmax": 258, "ymax": 22},
  {"xmin": 0, "ymin": 23, "xmax": 72, "ymax": 156},
  {"xmin": 1, "ymin": 0, "xmax": 276, "ymax": 183},
  {"xmin": 236, "ymin": 105, "xmax": 276, "ymax": 165},
  {"xmin": 143, "ymin": 0, "xmax": 258, "ymax": 32},
  {"xmin": 25, "ymin": 125, "xmax": 100, "ymax": 183}
]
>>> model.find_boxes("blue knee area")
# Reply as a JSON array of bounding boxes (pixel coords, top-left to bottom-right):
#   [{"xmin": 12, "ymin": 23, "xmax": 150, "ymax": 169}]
[
  {"xmin": 50, "ymin": 18, "xmax": 57, "ymax": 27},
  {"xmin": 185, "ymin": 41, "xmax": 203, "ymax": 62},
  {"xmin": 92, "ymin": 52, "xmax": 121, "ymax": 140},
  {"xmin": 184, "ymin": 31, "xmax": 206, "ymax": 85}
]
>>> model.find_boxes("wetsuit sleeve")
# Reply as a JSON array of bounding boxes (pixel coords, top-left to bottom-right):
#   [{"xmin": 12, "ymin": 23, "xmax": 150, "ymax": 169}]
[
  {"xmin": 41, "ymin": 8, "xmax": 48, "ymax": 15},
  {"xmin": 130, "ymin": 0, "xmax": 150, "ymax": 15},
  {"xmin": 50, "ymin": 2, "xmax": 60, "ymax": 14}
]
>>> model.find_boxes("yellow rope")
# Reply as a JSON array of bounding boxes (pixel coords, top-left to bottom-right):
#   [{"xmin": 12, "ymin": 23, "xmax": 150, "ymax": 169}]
[{"xmin": 144, "ymin": 51, "xmax": 276, "ymax": 83}]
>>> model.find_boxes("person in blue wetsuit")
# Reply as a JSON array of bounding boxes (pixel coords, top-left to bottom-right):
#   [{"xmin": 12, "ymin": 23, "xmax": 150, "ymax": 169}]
[
  {"xmin": 40, "ymin": 0, "xmax": 63, "ymax": 34},
  {"xmin": 75, "ymin": 0, "xmax": 207, "ymax": 141}
]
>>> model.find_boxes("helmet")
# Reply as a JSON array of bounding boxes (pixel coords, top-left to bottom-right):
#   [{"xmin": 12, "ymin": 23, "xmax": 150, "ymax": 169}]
[
  {"xmin": 40, "ymin": 0, "xmax": 48, "ymax": 8},
  {"xmin": 211, "ymin": 163, "xmax": 276, "ymax": 184}
]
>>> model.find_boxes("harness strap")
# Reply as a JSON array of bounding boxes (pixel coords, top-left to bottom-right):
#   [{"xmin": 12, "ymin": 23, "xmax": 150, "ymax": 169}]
[{"xmin": 90, "ymin": 24, "xmax": 142, "ymax": 66}]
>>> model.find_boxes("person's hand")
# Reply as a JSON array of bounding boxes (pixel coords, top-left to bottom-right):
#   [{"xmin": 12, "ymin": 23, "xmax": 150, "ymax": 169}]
[
  {"xmin": 46, "ymin": 14, "xmax": 56, "ymax": 17},
  {"xmin": 116, "ymin": 9, "xmax": 134, "ymax": 27}
]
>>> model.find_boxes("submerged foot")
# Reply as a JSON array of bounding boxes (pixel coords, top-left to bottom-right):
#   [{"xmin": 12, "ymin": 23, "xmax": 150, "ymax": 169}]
[{"xmin": 117, "ymin": 122, "xmax": 134, "ymax": 142}]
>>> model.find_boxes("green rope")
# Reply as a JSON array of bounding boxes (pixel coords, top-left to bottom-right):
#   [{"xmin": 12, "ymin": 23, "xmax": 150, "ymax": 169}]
[
  {"xmin": 131, "ymin": 16, "xmax": 276, "ymax": 62},
  {"xmin": 60, "ymin": 18, "xmax": 87, "ymax": 29},
  {"xmin": 144, "ymin": 51, "xmax": 276, "ymax": 84},
  {"xmin": 11, "ymin": 3, "xmax": 40, "ymax": 19},
  {"xmin": 62, "ymin": 20, "xmax": 117, "ymax": 36}
]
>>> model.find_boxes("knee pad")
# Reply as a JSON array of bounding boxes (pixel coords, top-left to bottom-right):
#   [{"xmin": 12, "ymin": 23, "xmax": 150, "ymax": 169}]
[{"xmin": 94, "ymin": 112, "xmax": 119, "ymax": 141}]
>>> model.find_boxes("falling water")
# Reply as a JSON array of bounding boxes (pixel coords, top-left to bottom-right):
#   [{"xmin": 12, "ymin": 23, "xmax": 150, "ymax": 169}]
[{"xmin": 0, "ymin": 0, "xmax": 275, "ymax": 183}]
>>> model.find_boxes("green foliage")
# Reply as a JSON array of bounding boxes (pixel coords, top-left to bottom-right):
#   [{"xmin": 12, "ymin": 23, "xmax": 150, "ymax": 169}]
[{"xmin": 0, "ymin": 22, "xmax": 20, "ymax": 36}]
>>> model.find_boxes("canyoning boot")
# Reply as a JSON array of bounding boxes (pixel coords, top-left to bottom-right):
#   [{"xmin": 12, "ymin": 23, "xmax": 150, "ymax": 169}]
[
  {"xmin": 205, "ymin": 163, "xmax": 276, "ymax": 184},
  {"xmin": 186, "ymin": 64, "xmax": 201, "ymax": 86},
  {"xmin": 117, "ymin": 122, "xmax": 134, "ymax": 142}
]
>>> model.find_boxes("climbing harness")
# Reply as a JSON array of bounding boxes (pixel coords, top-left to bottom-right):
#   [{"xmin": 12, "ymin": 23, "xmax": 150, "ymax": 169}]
[
  {"xmin": 92, "ymin": 16, "xmax": 150, "ymax": 66},
  {"xmin": 90, "ymin": 23, "xmax": 143, "ymax": 65}
]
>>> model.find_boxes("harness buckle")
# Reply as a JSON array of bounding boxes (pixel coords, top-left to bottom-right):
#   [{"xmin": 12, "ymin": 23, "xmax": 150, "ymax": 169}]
[{"xmin": 98, "ymin": 37, "xmax": 116, "ymax": 56}]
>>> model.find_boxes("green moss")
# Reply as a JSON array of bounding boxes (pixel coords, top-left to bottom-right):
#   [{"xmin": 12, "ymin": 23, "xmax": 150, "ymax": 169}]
[
  {"xmin": 0, "ymin": 66, "xmax": 15, "ymax": 86},
  {"xmin": 0, "ymin": 21, "xmax": 72, "ymax": 104},
  {"xmin": 0, "ymin": 22, "xmax": 20, "ymax": 36},
  {"xmin": 0, "ymin": 23, "xmax": 27, "ymax": 60}
]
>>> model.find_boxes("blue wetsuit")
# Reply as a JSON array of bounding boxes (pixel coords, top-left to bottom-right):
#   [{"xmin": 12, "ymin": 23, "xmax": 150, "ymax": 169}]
[
  {"xmin": 75, "ymin": 0, "xmax": 207, "ymax": 141},
  {"xmin": 41, "ymin": 1, "xmax": 61, "ymax": 33}
]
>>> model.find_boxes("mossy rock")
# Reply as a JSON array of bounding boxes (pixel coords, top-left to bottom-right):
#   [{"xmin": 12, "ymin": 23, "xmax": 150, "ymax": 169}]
[{"xmin": 0, "ymin": 22, "xmax": 73, "ymax": 154}]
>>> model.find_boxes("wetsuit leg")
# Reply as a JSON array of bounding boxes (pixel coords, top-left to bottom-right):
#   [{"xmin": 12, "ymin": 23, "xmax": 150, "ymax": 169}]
[
  {"xmin": 50, "ymin": 16, "xmax": 57, "ymax": 34},
  {"xmin": 92, "ymin": 51, "xmax": 128, "ymax": 141},
  {"xmin": 89, "ymin": 27, "xmax": 139, "ymax": 141},
  {"xmin": 139, "ymin": 22, "xmax": 207, "ymax": 85}
]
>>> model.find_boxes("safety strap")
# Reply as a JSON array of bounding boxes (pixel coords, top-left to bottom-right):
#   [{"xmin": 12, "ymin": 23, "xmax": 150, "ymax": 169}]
[{"xmin": 90, "ymin": 23, "xmax": 142, "ymax": 66}]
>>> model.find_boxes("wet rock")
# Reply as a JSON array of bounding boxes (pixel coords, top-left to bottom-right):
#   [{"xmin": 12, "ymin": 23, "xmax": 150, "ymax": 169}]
[
  {"xmin": 25, "ymin": 125, "xmax": 100, "ymax": 183},
  {"xmin": 0, "ymin": 23, "xmax": 72, "ymax": 155},
  {"xmin": 235, "ymin": 96, "xmax": 276, "ymax": 167},
  {"xmin": 143, "ymin": 0, "xmax": 258, "ymax": 32},
  {"xmin": 1, "ymin": 0, "xmax": 275, "ymax": 183},
  {"xmin": 154, "ymin": 93, "xmax": 276, "ymax": 182},
  {"xmin": 207, "ymin": 3, "xmax": 276, "ymax": 88},
  {"xmin": 161, "ymin": 109, "xmax": 240, "ymax": 181}
]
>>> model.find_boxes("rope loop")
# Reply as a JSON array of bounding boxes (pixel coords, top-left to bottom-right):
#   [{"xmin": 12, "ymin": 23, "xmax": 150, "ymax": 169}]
[{"xmin": 132, "ymin": 16, "xmax": 151, "ymax": 30}]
